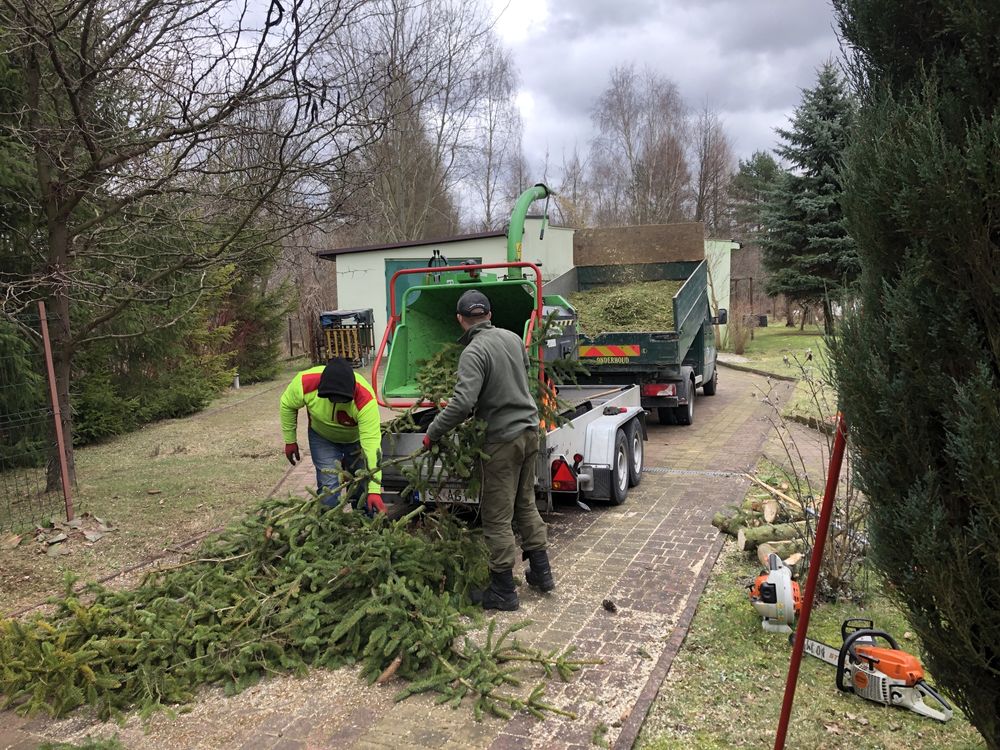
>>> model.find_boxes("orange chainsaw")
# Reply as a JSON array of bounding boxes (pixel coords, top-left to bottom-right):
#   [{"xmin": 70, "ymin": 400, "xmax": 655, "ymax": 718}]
[{"xmin": 798, "ymin": 618, "xmax": 953, "ymax": 722}]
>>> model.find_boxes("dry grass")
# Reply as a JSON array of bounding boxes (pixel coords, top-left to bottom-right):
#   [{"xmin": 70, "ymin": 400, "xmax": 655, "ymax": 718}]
[{"xmin": 0, "ymin": 362, "xmax": 304, "ymax": 615}]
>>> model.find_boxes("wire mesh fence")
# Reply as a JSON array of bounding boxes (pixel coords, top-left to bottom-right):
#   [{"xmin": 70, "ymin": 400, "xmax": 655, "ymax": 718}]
[{"xmin": 0, "ymin": 309, "xmax": 65, "ymax": 533}]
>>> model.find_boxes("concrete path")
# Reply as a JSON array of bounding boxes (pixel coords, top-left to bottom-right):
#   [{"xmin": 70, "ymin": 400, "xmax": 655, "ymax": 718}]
[{"xmin": 2, "ymin": 369, "xmax": 791, "ymax": 750}]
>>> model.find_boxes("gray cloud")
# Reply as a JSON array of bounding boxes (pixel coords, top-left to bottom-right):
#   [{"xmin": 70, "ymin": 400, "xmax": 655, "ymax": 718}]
[{"xmin": 496, "ymin": 0, "xmax": 842, "ymax": 167}]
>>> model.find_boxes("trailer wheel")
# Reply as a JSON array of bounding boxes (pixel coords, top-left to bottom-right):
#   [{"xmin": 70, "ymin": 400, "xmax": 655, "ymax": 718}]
[
  {"xmin": 703, "ymin": 367, "xmax": 718, "ymax": 396},
  {"xmin": 674, "ymin": 379, "xmax": 695, "ymax": 426},
  {"xmin": 611, "ymin": 429, "xmax": 629, "ymax": 505},
  {"xmin": 627, "ymin": 419, "xmax": 643, "ymax": 487}
]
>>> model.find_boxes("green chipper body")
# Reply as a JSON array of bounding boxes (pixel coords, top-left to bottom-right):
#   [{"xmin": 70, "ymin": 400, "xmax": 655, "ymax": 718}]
[{"xmin": 374, "ymin": 184, "xmax": 571, "ymax": 406}]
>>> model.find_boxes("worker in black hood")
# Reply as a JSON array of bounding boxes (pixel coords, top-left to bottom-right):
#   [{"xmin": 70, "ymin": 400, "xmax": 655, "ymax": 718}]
[{"xmin": 279, "ymin": 358, "xmax": 385, "ymax": 513}]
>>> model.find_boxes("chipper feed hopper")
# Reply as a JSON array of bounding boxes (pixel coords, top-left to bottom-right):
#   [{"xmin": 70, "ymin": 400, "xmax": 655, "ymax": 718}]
[{"xmin": 373, "ymin": 184, "xmax": 573, "ymax": 406}]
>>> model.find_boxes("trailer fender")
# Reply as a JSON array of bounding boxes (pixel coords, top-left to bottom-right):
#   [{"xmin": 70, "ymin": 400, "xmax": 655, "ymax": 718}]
[{"xmin": 583, "ymin": 407, "xmax": 646, "ymax": 469}]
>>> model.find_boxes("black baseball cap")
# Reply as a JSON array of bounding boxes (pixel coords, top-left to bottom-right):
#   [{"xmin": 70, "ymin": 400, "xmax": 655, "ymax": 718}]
[{"xmin": 457, "ymin": 290, "xmax": 491, "ymax": 317}]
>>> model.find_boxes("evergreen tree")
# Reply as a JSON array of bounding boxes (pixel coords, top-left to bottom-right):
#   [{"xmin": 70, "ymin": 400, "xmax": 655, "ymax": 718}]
[
  {"xmin": 730, "ymin": 150, "xmax": 780, "ymax": 239},
  {"xmin": 759, "ymin": 64, "xmax": 857, "ymax": 335},
  {"xmin": 833, "ymin": 2, "xmax": 1000, "ymax": 746}
]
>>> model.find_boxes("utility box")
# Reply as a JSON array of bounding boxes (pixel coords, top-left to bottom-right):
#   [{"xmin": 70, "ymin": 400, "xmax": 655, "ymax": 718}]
[{"xmin": 315, "ymin": 309, "xmax": 375, "ymax": 367}]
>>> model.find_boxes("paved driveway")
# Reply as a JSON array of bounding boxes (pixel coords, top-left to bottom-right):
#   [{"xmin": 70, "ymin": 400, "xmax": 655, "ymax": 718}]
[{"xmin": 3, "ymin": 369, "xmax": 788, "ymax": 750}]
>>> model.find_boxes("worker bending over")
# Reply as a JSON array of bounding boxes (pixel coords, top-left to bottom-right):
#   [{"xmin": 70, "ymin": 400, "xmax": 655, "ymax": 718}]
[
  {"xmin": 423, "ymin": 290, "xmax": 555, "ymax": 610},
  {"xmin": 280, "ymin": 357, "xmax": 385, "ymax": 515}
]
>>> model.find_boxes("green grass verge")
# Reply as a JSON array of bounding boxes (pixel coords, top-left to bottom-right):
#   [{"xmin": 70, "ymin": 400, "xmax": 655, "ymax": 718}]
[
  {"xmin": 733, "ymin": 324, "xmax": 827, "ymax": 378},
  {"xmin": 636, "ymin": 542, "xmax": 984, "ymax": 749},
  {"xmin": 0, "ymin": 359, "xmax": 306, "ymax": 614}
]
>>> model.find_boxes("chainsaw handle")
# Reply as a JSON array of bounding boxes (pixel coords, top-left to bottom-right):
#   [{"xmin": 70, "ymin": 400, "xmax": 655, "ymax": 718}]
[
  {"xmin": 911, "ymin": 680, "xmax": 954, "ymax": 723},
  {"xmin": 836, "ymin": 629, "xmax": 899, "ymax": 693},
  {"xmin": 841, "ymin": 618, "xmax": 874, "ymax": 642}
]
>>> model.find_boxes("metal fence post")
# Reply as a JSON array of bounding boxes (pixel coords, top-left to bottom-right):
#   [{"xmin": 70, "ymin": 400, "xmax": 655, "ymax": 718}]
[{"xmin": 37, "ymin": 300, "xmax": 74, "ymax": 521}]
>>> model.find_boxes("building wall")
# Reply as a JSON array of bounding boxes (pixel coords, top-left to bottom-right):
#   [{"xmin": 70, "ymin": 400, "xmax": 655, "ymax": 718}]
[
  {"xmin": 334, "ymin": 220, "xmax": 574, "ymax": 343},
  {"xmin": 705, "ymin": 238, "xmax": 737, "ymax": 345}
]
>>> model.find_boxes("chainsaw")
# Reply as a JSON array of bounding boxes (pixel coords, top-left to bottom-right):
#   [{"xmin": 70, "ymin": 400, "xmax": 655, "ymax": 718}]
[
  {"xmin": 798, "ymin": 618, "xmax": 953, "ymax": 722},
  {"xmin": 748, "ymin": 553, "xmax": 802, "ymax": 633}
]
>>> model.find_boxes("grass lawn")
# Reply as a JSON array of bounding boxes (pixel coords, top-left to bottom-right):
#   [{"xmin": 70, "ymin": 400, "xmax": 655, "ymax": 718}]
[
  {"xmin": 636, "ymin": 541, "xmax": 985, "ymax": 749},
  {"xmin": 0, "ymin": 360, "xmax": 306, "ymax": 615},
  {"xmin": 731, "ymin": 323, "xmax": 827, "ymax": 378}
]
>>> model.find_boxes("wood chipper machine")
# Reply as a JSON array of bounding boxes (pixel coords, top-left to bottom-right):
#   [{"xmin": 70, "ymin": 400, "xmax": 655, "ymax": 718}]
[{"xmin": 372, "ymin": 184, "xmax": 647, "ymax": 510}]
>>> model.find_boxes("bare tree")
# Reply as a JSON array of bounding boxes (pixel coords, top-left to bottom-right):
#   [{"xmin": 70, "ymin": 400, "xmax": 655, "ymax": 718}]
[
  {"xmin": 589, "ymin": 64, "xmax": 691, "ymax": 227},
  {"xmin": 347, "ymin": 0, "xmax": 503, "ymax": 242},
  {"xmin": 691, "ymin": 104, "xmax": 736, "ymax": 236},
  {"xmin": 0, "ymin": 0, "xmax": 403, "ymax": 486},
  {"xmin": 553, "ymin": 144, "xmax": 592, "ymax": 227},
  {"xmin": 471, "ymin": 39, "xmax": 522, "ymax": 231}
]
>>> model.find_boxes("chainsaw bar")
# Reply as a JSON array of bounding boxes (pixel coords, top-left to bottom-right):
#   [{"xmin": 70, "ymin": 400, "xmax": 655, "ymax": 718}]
[{"xmin": 802, "ymin": 637, "xmax": 841, "ymax": 667}]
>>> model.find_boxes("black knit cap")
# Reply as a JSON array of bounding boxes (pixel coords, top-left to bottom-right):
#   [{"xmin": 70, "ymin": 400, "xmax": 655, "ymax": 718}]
[
  {"xmin": 456, "ymin": 289, "xmax": 491, "ymax": 317},
  {"xmin": 318, "ymin": 357, "xmax": 355, "ymax": 402}
]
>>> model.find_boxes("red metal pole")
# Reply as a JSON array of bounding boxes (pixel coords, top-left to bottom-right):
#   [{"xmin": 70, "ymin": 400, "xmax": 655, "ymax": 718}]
[
  {"xmin": 38, "ymin": 300, "xmax": 75, "ymax": 522},
  {"xmin": 774, "ymin": 411, "xmax": 848, "ymax": 749}
]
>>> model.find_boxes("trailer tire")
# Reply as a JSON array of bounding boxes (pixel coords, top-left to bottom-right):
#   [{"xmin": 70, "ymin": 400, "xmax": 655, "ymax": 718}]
[
  {"xmin": 703, "ymin": 367, "xmax": 718, "ymax": 396},
  {"xmin": 674, "ymin": 379, "xmax": 695, "ymax": 426},
  {"xmin": 627, "ymin": 419, "xmax": 643, "ymax": 487},
  {"xmin": 611, "ymin": 429, "xmax": 629, "ymax": 505}
]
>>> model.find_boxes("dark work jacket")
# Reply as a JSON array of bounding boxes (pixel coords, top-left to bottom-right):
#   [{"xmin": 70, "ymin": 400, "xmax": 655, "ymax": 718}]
[{"xmin": 426, "ymin": 321, "xmax": 538, "ymax": 443}]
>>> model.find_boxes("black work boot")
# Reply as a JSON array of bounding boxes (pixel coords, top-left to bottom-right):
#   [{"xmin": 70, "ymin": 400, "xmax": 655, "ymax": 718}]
[
  {"xmin": 523, "ymin": 549, "xmax": 555, "ymax": 592},
  {"xmin": 471, "ymin": 569, "xmax": 519, "ymax": 611}
]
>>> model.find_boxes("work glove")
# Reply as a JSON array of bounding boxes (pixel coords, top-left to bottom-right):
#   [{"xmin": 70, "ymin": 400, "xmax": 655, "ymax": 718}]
[
  {"xmin": 366, "ymin": 493, "xmax": 386, "ymax": 514},
  {"xmin": 284, "ymin": 443, "xmax": 300, "ymax": 466},
  {"xmin": 422, "ymin": 434, "xmax": 433, "ymax": 450}
]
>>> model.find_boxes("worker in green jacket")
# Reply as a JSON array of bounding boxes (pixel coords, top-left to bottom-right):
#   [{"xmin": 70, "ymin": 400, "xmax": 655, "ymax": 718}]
[
  {"xmin": 280, "ymin": 357, "xmax": 385, "ymax": 514},
  {"xmin": 423, "ymin": 289, "xmax": 554, "ymax": 611}
]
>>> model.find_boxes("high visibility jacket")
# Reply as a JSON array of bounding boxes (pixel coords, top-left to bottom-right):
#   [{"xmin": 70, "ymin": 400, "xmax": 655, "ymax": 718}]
[{"xmin": 280, "ymin": 366, "xmax": 381, "ymax": 494}]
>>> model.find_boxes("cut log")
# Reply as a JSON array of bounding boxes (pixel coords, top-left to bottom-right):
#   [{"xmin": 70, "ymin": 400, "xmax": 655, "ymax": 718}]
[
  {"xmin": 757, "ymin": 541, "xmax": 805, "ymax": 569},
  {"xmin": 712, "ymin": 510, "xmax": 763, "ymax": 537},
  {"xmin": 763, "ymin": 499, "xmax": 780, "ymax": 524},
  {"xmin": 743, "ymin": 473, "xmax": 804, "ymax": 511},
  {"xmin": 737, "ymin": 521, "xmax": 807, "ymax": 551},
  {"xmin": 742, "ymin": 497, "xmax": 764, "ymax": 513}
]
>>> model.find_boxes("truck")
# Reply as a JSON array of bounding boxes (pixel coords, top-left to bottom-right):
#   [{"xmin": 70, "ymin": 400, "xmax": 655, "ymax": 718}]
[
  {"xmin": 371, "ymin": 184, "xmax": 647, "ymax": 510},
  {"xmin": 544, "ymin": 261, "xmax": 727, "ymax": 426}
]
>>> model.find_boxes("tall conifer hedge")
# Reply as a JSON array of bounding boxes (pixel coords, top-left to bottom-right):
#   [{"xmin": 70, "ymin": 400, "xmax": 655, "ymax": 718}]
[{"xmin": 833, "ymin": 2, "xmax": 1000, "ymax": 745}]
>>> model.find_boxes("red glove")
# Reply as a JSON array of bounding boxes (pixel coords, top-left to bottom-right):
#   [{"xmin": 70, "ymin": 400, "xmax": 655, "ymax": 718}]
[
  {"xmin": 284, "ymin": 443, "xmax": 300, "ymax": 466},
  {"xmin": 366, "ymin": 493, "xmax": 386, "ymax": 514},
  {"xmin": 422, "ymin": 434, "xmax": 433, "ymax": 450}
]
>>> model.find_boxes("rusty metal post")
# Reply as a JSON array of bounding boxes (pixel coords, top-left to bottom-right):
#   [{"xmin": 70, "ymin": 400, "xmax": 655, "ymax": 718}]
[
  {"xmin": 37, "ymin": 300, "xmax": 74, "ymax": 521},
  {"xmin": 774, "ymin": 411, "xmax": 848, "ymax": 749}
]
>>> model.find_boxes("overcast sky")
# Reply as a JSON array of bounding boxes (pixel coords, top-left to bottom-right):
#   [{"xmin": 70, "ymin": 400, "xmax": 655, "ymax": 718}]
[{"xmin": 490, "ymin": 0, "xmax": 843, "ymax": 172}]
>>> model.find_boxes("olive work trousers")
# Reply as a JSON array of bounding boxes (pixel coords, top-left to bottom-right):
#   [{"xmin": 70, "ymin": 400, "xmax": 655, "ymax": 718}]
[{"xmin": 480, "ymin": 427, "xmax": 548, "ymax": 572}]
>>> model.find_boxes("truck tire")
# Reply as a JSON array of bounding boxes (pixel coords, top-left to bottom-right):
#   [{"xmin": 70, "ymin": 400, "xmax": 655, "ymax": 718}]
[
  {"xmin": 674, "ymin": 379, "xmax": 695, "ymax": 426},
  {"xmin": 627, "ymin": 419, "xmax": 643, "ymax": 487},
  {"xmin": 657, "ymin": 407, "xmax": 676, "ymax": 425},
  {"xmin": 703, "ymin": 368, "xmax": 718, "ymax": 396},
  {"xmin": 611, "ymin": 429, "xmax": 629, "ymax": 505}
]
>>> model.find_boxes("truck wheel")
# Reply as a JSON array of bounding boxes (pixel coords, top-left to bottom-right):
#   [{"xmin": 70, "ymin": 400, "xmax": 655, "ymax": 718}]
[
  {"xmin": 627, "ymin": 419, "xmax": 643, "ymax": 487},
  {"xmin": 703, "ymin": 368, "xmax": 718, "ymax": 396},
  {"xmin": 657, "ymin": 407, "xmax": 676, "ymax": 425},
  {"xmin": 674, "ymin": 380, "xmax": 695, "ymax": 426},
  {"xmin": 611, "ymin": 429, "xmax": 629, "ymax": 505}
]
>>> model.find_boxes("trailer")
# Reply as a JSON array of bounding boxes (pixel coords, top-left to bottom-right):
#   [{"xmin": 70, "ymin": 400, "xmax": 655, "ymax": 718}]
[
  {"xmin": 379, "ymin": 384, "xmax": 645, "ymax": 511},
  {"xmin": 545, "ymin": 262, "xmax": 727, "ymax": 426},
  {"xmin": 371, "ymin": 184, "xmax": 647, "ymax": 510}
]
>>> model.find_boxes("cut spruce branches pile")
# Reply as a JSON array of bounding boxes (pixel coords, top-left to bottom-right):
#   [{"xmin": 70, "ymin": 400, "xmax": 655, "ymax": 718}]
[
  {"xmin": 569, "ymin": 280, "xmax": 683, "ymax": 335},
  {"xmin": 0, "ymin": 499, "xmax": 589, "ymax": 721},
  {"xmin": 0, "ymin": 328, "xmax": 594, "ymax": 723}
]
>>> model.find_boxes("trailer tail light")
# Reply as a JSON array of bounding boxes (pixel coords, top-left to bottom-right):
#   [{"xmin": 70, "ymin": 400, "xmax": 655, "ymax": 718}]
[
  {"xmin": 641, "ymin": 383, "xmax": 677, "ymax": 398},
  {"xmin": 551, "ymin": 459, "xmax": 578, "ymax": 492}
]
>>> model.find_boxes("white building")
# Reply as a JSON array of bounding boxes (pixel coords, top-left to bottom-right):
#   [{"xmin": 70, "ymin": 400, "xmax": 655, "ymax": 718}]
[{"xmin": 317, "ymin": 217, "xmax": 575, "ymax": 343}]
